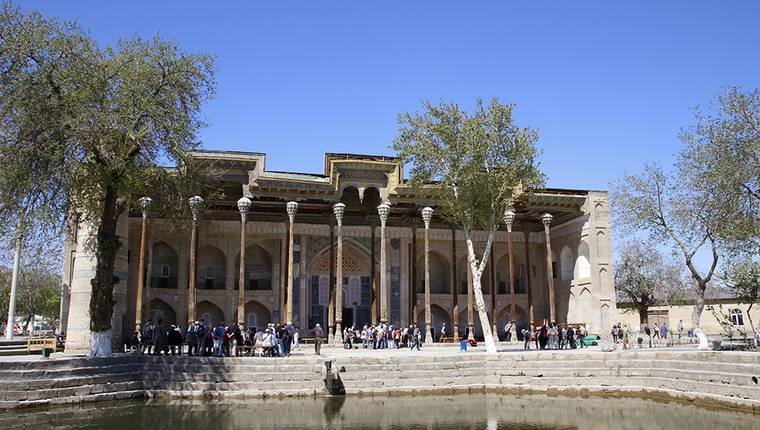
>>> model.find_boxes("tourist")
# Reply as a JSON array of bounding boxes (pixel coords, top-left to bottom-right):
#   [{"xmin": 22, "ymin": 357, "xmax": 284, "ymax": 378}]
[
  {"xmin": 559, "ymin": 325, "xmax": 567, "ymax": 349},
  {"xmin": 522, "ymin": 327, "xmax": 531, "ymax": 350},
  {"xmin": 577, "ymin": 325, "xmax": 586, "ymax": 349},
  {"xmin": 312, "ymin": 323, "xmax": 324, "ymax": 355},
  {"xmin": 130, "ymin": 327, "xmax": 141, "ymax": 354},
  {"xmin": 622, "ymin": 324, "xmax": 629, "ymax": 349},
  {"xmin": 141, "ymin": 319, "xmax": 154, "ymax": 355},
  {"xmin": 154, "ymin": 319, "xmax": 168, "ymax": 355},
  {"xmin": 195, "ymin": 319, "xmax": 207, "ymax": 355},
  {"xmin": 652, "ymin": 323, "xmax": 660, "ymax": 346},
  {"xmin": 677, "ymin": 319, "xmax": 684, "ymax": 340},
  {"xmin": 292, "ymin": 328, "xmax": 299, "ymax": 350},
  {"xmin": 413, "ymin": 324, "xmax": 422, "ymax": 350},
  {"xmin": 659, "ymin": 323, "xmax": 668, "ymax": 343},
  {"xmin": 611, "ymin": 324, "xmax": 619, "ymax": 344},
  {"xmin": 440, "ymin": 322, "xmax": 447, "ymax": 342},
  {"xmin": 186, "ymin": 322, "xmax": 197, "ymax": 356},
  {"xmin": 534, "ymin": 326, "xmax": 541, "ymax": 349},
  {"xmin": 212, "ymin": 322, "xmax": 225, "ymax": 357},
  {"xmin": 504, "ymin": 320, "xmax": 513, "ymax": 342},
  {"xmin": 567, "ymin": 325, "xmax": 576, "ymax": 349},
  {"xmin": 168, "ymin": 325, "xmax": 182, "ymax": 355}
]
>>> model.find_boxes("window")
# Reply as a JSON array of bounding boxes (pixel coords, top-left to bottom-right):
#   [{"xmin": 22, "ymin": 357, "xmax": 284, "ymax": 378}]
[
  {"xmin": 160, "ymin": 264, "xmax": 170, "ymax": 278},
  {"xmin": 730, "ymin": 309, "xmax": 744, "ymax": 326},
  {"xmin": 205, "ymin": 267, "xmax": 215, "ymax": 280}
]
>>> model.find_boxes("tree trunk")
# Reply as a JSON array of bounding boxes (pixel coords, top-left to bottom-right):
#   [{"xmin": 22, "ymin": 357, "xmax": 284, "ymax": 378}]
[
  {"xmin": 87, "ymin": 184, "xmax": 124, "ymax": 357},
  {"xmin": 692, "ymin": 282, "xmax": 710, "ymax": 349},
  {"xmin": 637, "ymin": 305, "xmax": 648, "ymax": 325},
  {"xmin": 471, "ymin": 273, "xmax": 497, "ymax": 354},
  {"xmin": 464, "ymin": 230, "xmax": 498, "ymax": 355}
]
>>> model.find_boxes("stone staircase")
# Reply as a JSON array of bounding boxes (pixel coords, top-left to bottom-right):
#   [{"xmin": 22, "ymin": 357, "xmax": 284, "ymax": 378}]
[
  {"xmin": 1, "ymin": 350, "xmax": 759, "ymax": 411},
  {"xmin": 0, "ymin": 355, "xmax": 327, "ymax": 410},
  {"xmin": 333, "ymin": 351, "xmax": 760, "ymax": 410},
  {"xmin": 0, "ymin": 339, "xmax": 28, "ymax": 357}
]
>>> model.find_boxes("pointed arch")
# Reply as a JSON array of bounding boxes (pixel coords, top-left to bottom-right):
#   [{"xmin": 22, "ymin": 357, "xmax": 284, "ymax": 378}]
[
  {"xmin": 416, "ymin": 250, "xmax": 450, "ymax": 294},
  {"xmin": 237, "ymin": 300, "xmax": 271, "ymax": 330},
  {"xmin": 197, "ymin": 245, "xmax": 226, "ymax": 290},
  {"xmin": 197, "ymin": 300, "xmax": 224, "ymax": 325},
  {"xmin": 152, "ymin": 242, "xmax": 178, "ymax": 289},
  {"xmin": 575, "ymin": 242, "xmax": 591, "ymax": 279},
  {"xmin": 235, "ymin": 243, "xmax": 273, "ymax": 290},
  {"xmin": 418, "ymin": 304, "xmax": 452, "ymax": 338},
  {"xmin": 148, "ymin": 298, "xmax": 177, "ymax": 326},
  {"xmin": 560, "ymin": 246, "xmax": 573, "ymax": 281}
]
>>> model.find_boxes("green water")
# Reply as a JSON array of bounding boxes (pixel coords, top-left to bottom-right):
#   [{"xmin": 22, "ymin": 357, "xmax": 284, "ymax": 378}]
[{"xmin": 4, "ymin": 393, "xmax": 760, "ymax": 430}]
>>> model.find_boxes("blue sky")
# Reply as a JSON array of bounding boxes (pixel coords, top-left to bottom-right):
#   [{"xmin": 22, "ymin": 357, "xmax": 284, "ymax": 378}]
[{"xmin": 19, "ymin": 1, "xmax": 760, "ymax": 191}]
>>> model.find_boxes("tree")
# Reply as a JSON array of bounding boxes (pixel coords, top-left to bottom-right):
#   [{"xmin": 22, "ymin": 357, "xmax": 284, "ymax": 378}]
[
  {"xmin": 678, "ymin": 88, "xmax": 759, "ymax": 255},
  {"xmin": 722, "ymin": 258, "xmax": 760, "ymax": 343},
  {"xmin": 0, "ymin": 3, "xmax": 216, "ymax": 355},
  {"xmin": 615, "ymin": 239, "xmax": 685, "ymax": 324},
  {"xmin": 393, "ymin": 98, "xmax": 544, "ymax": 353},
  {"xmin": 15, "ymin": 267, "xmax": 61, "ymax": 330},
  {"xmin": 612, "ymin": 164, "xmax": 720, "ymax": 333}
]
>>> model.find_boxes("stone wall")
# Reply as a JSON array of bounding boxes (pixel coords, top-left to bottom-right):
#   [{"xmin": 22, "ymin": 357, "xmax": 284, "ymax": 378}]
[{"xmin": 1, "ymin": 350, "xmax": 758, "ymax": 412}]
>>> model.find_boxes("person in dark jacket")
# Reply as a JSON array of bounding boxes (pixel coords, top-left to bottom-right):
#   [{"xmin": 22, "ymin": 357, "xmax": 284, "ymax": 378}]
[{"xmin": 312, "ymin": 324, "xmax": 324, "ymax": 355}]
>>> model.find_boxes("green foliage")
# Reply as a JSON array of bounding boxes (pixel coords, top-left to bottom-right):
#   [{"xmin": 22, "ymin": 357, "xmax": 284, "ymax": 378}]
[
  {"xmin": 393, "ymin": 98, "xmax": 544, "ymax": 233},
  {"xmin": 0, "ymin": 2, "xmax": 218, "ymax": 339},
  {"xmin": 679, "ymin": 88, "xmax": 760, "ymax": 255},
  {"xmin": 615, "ymin": 239, "xmax": 686, "ymax": 322},
  {"xmin": 723, "ymin": 259, "xmax": 760, "ymax": 307}
]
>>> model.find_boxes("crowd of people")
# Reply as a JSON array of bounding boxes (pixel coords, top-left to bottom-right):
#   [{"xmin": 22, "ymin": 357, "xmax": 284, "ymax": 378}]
[
  {"xmin": 339, "ymin": 323, "xmax": 423, "ymax": 350},
  {"xmin": 130, "ymin": 319, "xmax": 306, "ymax": 357},
  {"xmin": 611, "ymin": 320, "xmax": 683, "ymax": 349},
  {"xmin": 519, "ymin": 322, "xmax": 588, "ymax": 350}
]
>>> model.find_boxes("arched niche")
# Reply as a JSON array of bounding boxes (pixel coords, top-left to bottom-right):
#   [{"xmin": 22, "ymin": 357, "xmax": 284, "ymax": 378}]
[
  {"xmin": 148, "ymin": 298, "xmax": 177, "ymax": 326},
  {"xmin": 458, "ymin": 309, "xmax": 484, "ymax": 340},
  {"xmin": 497, "ymin": 305, "xmax": 528, "ymax": 331},
  {"xmin": 575, "ymin": 242, "xmax": 591, "ymax": 279},
  {"xmin": 417, "ymin": 304, "xmax": 451, "ymax": 339},
  {"xmin": 560, "ymin": 246, "xmax": 573, "ymax": 281},
  {"xmin": 235, "ymin": 243, "xmax": 273, "ymax": 290},
  {"xmin": 456, "ymin": 256, "xmax": 491, "ymax": 294},
  {"xmin": 240, "ymin": 300, "xmax": 271, "ymax": 330},
  {"xmin": 416, "ymin": 251, "xmax": 450, "ymax": 294},
  {"xmin": 151, "ymin": 242, "xmax": 178, "ymax": 289},
  {"xmin": 197, "ymin": 245, "xmax": 226, "ymax": 290},
  {"xmin": 197, "ymin": 300, "xmax": 224, "ymax": 325}
]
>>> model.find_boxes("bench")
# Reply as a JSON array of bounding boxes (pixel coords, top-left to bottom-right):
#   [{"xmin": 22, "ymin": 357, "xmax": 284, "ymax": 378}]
[
  {"xmin": 717, "ymin": 337, "xmax": 754, "ymax": 351},
  {"xmin": 27, "ymin": 337, "xmax": 57, "ymax": 354},
  {"xmin": 439, "ymin": 336, "xmax": 458, "ymax": 343},
  {"xmin": 299, "ymin": 337, "xmax": 326, "ymax": 344}
]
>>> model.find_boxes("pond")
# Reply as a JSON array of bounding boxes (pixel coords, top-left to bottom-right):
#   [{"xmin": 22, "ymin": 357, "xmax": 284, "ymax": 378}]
[{"xmin": 4, "ymin": 393, "xmax": 760, "ymax": 430}]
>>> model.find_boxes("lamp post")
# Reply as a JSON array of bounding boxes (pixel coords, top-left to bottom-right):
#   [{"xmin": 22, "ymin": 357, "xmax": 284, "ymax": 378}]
[
  {"xmin": 237, "ymin": 197, "xmax": 251, "ymax": 326},
  {"xmin": 285, "ymin": 201, "xmax": 298, "ymax": 325},
  {"xmin": 541, "ymin": 213, "xmax": 556, "ymax": 323},
  {"xmin": 377, "ymin": 202, "xmax": 390, "ymax": 324},
  {"xmin": 421, "ymin": 206, "xmax": 434, "ymax": 344},
  {"xmin": 333, "ymin": 202, "xmax": 345, "ymax": 344},
  {"xmin": 503, "ymin": 208, "xmax": 516, "ymax": 333},
  {"xmin": 187, "ymin": 196, "xmax": 203, "ymax": 326},
  {"xmin": 134, "ymin": 197, "xmax": 152, "ymax": 330}
]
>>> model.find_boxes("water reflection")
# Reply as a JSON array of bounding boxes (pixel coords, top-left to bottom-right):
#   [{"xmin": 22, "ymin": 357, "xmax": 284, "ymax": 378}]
[{"xmin": 4, "ymin": 393, "xmax": 760, "ymax": 430}]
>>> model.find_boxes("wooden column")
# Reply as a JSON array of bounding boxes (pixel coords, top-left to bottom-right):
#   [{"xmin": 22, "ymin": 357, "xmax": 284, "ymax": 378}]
[
  {"xmin": 328, "ymin": 218, "xmax": 335, "ymax": 342},
  {"xmin": 143, "ymin": 228, "xmax": 153, "ymax": 324},
  {"xmin": 377, "ymin": 202, "xmax": 390, "ymax": 324},
  {"xmin": 410, "ymin": 218, "xmax": 418, "ymax": 325},
  {"xmin": 187, "ymin": 196, "xmax": 203, "ymax": 326},
  {"xmin": 333, "ymin": 203, "xmax": 345, "ymax": 344},
  {"xmin": 542, "ymin": 213, "xmax": 555, "ymax": 323},
  {"xmin": 504, "ymin": 210, "xmax": 516, "ymax": 332},
  {"xmin": 285, "ymin": 201, "xmax": 298, "ymax": 325},
  {"xmin": 421, "ymin": 207, "xmax": 433, "ymax": 343},
  {"xmin": 236, "ymin": 197, "xmax": 251, "ymax": 325},
  {"xmin": 134, "ymin": 197, "xmax": 152, "ymax": 328},
  {"xmin": 524, "ymin": 229, "xmax": 534, "ymax": 324},
  {"xmin": 370, "ymin": 218, "xmax": 377, "ymax": 324},
  {"xmin": 450, "ymin": 225, "xmax": 458, "ymax": 339}
]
